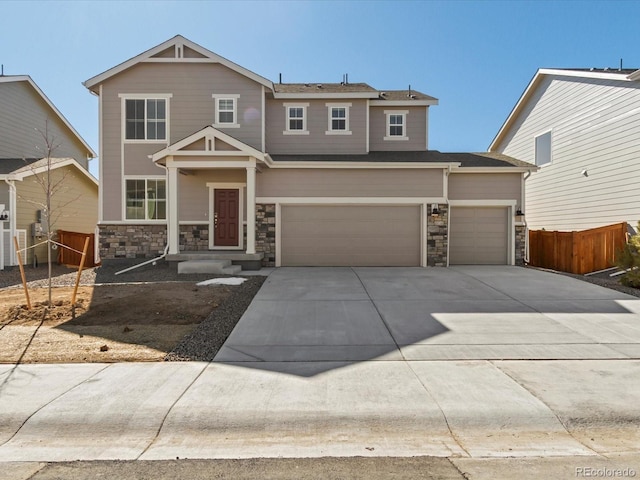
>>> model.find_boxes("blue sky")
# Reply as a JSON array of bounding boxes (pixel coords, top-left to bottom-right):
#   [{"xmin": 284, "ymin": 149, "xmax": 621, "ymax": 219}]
[{"xmin": 2, "ymin": 0, "xmax": 639, "ymax": 178}]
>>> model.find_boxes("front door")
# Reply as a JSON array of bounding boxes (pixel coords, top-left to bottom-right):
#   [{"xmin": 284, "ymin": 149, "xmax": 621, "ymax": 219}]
[{"xmin": 214, "ymin": 189, "xmax": 240, "ymax": 247}]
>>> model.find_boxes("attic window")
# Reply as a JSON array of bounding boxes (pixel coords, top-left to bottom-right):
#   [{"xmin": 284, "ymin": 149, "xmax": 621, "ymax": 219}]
[{"xmin": 535, "ymin": 131, "xmax": 552, "ymax": 166}]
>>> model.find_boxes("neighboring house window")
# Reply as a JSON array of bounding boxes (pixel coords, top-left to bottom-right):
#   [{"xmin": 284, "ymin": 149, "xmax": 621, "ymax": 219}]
[
  {"xmin": 535, "ymin": 131, "xmax": 552, "ymax": 166},
  {"xmin": 120, "ymin": 94, "xmax": 172, "ymax": 141},
  {"xmin": 384, "ymin": 110, "xmax": 408, "ymax": 140},
  {"xmin": 212, "ymin": 94, "xmax": 240, "ymax": 127},
  {"xmin": 125, "ymin": 178, "xmax": 166, "ymax": 220},
  {"xmin": 326, "ymin": 103, "xmax": 352, "ymax": 135},
  {"xmin": 283, "ymin": 103, "xmax": 309, "ymax": 134}
]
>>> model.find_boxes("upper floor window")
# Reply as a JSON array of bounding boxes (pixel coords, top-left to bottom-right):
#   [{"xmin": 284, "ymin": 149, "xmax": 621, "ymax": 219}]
[
  {"xmin": 283, "ymin": 103, "xmax": 309, "ymax": 135},
  {"xmin": 212, "ymin": 94, "xmax": 240, "ymax": 128},
  {"xmin": 384, "ymin": 110, "xmax": 408, "ymax": 141},
  {"xmin": 121, "ymin": 94, "xmax": 172, "ymax": 142},
  {"xmin": 125, "ymin": 178, "xmax": 166, "ymax": 221},
  {"xmin": 535, "ymin": 131, "xmax": 552, "ymax": 166},
  {"xmin": 326, "ymin": 103, "xmax": 352, "ymax": 135}
]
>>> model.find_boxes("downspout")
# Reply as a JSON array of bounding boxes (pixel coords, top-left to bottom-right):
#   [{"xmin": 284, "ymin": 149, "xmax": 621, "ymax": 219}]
[
  {"xmin": 4, "ymin": 178, "xmax": 17, "ymax": 266},
  {"xmin": 522, "ymin": 170, "xmax": 532, "ymax": 264}
]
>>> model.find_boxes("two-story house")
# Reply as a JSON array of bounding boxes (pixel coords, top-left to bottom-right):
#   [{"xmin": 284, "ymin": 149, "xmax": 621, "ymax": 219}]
[
  {"xmin": 0, "ymin": 75, "xmax": 97, "ymax": 269},
  {"xmin": 84, "ymin": 35, "xmax": 533, "ymax": 269},
  {"xmin": 489, "ymin": 68, "xmax": 640, "ymax": 234}
]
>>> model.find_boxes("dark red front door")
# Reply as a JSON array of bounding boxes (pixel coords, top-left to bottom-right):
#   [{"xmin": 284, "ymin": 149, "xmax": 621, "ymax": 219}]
[{"xmin": 214, "ymin": 189, "xmax": 239, "ymax": 247}]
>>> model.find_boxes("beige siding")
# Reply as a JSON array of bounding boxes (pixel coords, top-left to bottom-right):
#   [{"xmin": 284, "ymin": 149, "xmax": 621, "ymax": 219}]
[
  {"xmin": 281, "ymin": 205, "xmax": 421, "ymax": 266},
  {"xmin": 369, "ymin": 106, "xmax": 428, "ymax": 151},
  {"xmin": 265, "ymin": 99, "xmax": 367, "ymax": 154},
  {"xmin": 494, "ymin": 75, "xmax": 640, "ymax": 231},
  {"xmin": 100, "ymin": 62, "xmax": 263, "ymax": 221},
  {"xmin": 0, "ymin": 81, "xmax": 89, "ymax": 166},
  {"xmin": 257, "ymin": 168, "xmax": 443, "ymax": 197},
  {"xmin": 178, "ymin": 169, "xmax": 246, "ymax": 221},
  {"xmin": 449, "ymin": 173, "xmax": 522, "ymax": 201},
  {"xmin": 15, "ymin": 165, "xmax": 98, "ymax": 264}
]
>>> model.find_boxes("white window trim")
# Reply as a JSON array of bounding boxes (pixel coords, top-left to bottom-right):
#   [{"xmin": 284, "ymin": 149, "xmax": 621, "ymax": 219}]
[
  {"xmin": 534, "ymin": 130, "xmax": 553, "ymax": 167},
  {"xmin": 212, "ymin": 94, "xmax": 240, "ymax": 128},
  {"xmin": 119, "ymin": 94, "xmax": 172, "ymax": 144},
  {"xmin": 283, "ymin": 102, "xmax": 310, "ymax": 135},
  {"xmin": 325, "ymin": 102, "xmax": 352, "ymax": 135},
  {"xmin": 384, "ymin": 109, "xmax": 409, "ymax": 141},
  {"xmin": 123, "ymin": 175, "xmax": 167, "ymax": 223}
]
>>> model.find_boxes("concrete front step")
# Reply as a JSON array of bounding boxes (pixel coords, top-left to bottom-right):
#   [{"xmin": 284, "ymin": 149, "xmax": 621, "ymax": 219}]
[{"xmin": 178, "ymin": 260, "xmax": 243, "ymax": 275}]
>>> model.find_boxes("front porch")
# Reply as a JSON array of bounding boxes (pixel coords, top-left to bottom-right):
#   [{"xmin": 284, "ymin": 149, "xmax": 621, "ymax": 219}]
[{"xmin": 166, "ymin": 250, "xmax": 264, "ymax": 271}]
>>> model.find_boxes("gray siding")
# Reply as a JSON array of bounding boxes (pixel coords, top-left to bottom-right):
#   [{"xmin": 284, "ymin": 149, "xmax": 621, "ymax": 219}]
[
  {"xmin": 178, "ymin": 169, "xmax": 246, "ymax": 221},
  {"xmin": 0, "ymin": 81, "xmax": 89, "ymax": 166},
  {"xmin": 265, "ymin": 99, "xmax": 367, "ymax": 154},
  {"xmin": 257, "ymin": 168, "xmax": 444, "ymax": 197},
  {"xmin": 100, "ymin": 62, "xmax": 264, "ymax": 221},
  {"xmin": 449, "ymin": 173, "xmax": 522, "ymax": 201},
  {"xmin": 369, "ymin": 106, "xmax": 428, "ymax": 151},
  {"xmin": 494, "ymin": 75, "xmax": 640, "ymax": 231}
]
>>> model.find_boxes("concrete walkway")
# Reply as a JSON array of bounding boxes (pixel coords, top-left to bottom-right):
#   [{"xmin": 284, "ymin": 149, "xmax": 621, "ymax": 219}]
[{"xmin": 1, "ymin": 267, "xmax": 639, "ymax": 465}]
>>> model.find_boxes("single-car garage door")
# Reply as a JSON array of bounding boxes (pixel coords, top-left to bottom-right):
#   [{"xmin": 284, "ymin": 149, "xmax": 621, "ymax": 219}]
[
  {"xmin": 449, "ymin": 207, "xmax": 508, "ymax": 265},
  {"xmin": 281, "ymin": 205, "xmax": 421, "ymax": 266}
]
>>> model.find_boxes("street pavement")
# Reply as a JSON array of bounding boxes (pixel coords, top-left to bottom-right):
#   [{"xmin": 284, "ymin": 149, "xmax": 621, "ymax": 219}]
[{"xmin": 1, "ymin": 266, "xmax": 639, "ymax": 478}]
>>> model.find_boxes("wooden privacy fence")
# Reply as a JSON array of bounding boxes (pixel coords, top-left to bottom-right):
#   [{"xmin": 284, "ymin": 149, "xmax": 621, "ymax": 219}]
[
  {"xmin": 528, "ymin": 222, "xmax": 628, "ymax": 274},
  {"xmin": 57, "ymin": 230, "xmax": 99, "ymax": 268}
]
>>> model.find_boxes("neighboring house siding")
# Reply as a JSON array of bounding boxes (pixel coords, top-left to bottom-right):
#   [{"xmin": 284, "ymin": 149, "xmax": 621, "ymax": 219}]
[
  {"xmin": 369, "ymin": 106, "xmax": 427, "ymax": 151},
  {"xmin": 0, "ymin": 185, "xmax": 9, "ymax": 210},
  {"xmin": 449, "ymin": 173, "xmax": 522, "ymax": 201},
  {"xmin": 100, "ymin": 62, "xmax": 264, "ymax": 221},
  {"xmin": 0, "ymin": 81, "xmax": 88, "ymax": 166},
  {"xmin": 15, "ymin": 165, "xmax": 98, "ymax": 264},
  {"xmin": 494, "ymin": 75, "xmax": 640, "ymax": 231},
  {"xmin": 265, "ymin": 99, "xmax": 367, "ymax": 154},
  {"xmin": 256, "ymin": 168, "xmax": 444, "ymax": 197}
]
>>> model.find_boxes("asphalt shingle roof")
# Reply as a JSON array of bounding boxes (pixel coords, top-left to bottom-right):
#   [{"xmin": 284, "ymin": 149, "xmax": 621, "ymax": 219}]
[
  {"xmin": 273, "ymin": 82, "xmax": 377, "ymax": 94},
  {"xmin": 0, "ymin": 158, "xmax": 40, "ymax": 175}
]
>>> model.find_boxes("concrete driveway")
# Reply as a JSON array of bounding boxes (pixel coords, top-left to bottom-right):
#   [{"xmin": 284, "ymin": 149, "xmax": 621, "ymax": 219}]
[
  {"xmin": 215, "ymin": 266, "xmax": 640, "ymax": 365},
  {"xmin": 1, "ymin": 266, "xmax": 639, "ymax": 465}
]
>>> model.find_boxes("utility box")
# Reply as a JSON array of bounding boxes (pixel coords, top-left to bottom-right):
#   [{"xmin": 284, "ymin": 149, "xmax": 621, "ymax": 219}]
[{"xmin": 31, "ymin": 222, "xmax": 43, "ymax": 238}]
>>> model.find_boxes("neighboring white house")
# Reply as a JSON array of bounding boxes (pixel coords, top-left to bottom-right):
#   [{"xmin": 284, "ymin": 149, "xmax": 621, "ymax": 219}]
[{"xmin": 489, "ymin": 68, "xmax": 640, "ymax": 233}]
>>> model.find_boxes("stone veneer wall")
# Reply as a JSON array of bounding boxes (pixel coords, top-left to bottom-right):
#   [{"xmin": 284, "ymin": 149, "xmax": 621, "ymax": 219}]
[
  {"xmin": 98, "ymin": 224, "xmax": 237, "ymax": 258},
  {"xmin": 515, "ymin": 224, "xmax": 526, "ymax": 266},
  {"xmin": 427, "ymin": 203, "xmax": 448, "ymax": 267},
  {"xmin": 256, "ymin": 204, "xmax": 276, "ymax": 267}
]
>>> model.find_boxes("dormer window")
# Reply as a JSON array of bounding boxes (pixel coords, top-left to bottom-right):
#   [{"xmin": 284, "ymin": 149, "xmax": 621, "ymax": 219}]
[
  {"xmin": 384, "ymin": 110, "xmax": 408, "ymax": 141},
  {"xmin": 283, "ymin": 103, "xmax": 309, "ymax": 135},
  {"xmin": 326, "ymin": 103, "xmax": 352, "ymax": 135},
  {"xmin": 212, "ymin": 94, "xmax": 240, "ymax": 128}
]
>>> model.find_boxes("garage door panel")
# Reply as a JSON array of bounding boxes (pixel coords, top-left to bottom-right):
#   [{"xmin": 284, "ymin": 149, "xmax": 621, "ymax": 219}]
[
  {"xmin": 450, "ymin": 207, "xmax": 508, "ymax": 265},
  {"xmin": 281, "ymin": 205, "xmax": 420, "ymax": 266}
]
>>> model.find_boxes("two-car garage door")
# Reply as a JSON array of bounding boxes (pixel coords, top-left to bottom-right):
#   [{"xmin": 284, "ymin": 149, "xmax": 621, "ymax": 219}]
[
  {"xmin": 281, "ymin": 205, "xmax": 421, "ymax": 266},
  {"xmin": 449, "ymin": 207, "xmax": 508, "ymax": 265}
]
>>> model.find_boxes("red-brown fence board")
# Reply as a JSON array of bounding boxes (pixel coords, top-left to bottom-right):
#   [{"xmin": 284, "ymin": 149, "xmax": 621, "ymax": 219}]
[
  {"xmin": 528, "ymin": 222, "xmax": 627, "ymax": 274},
  {"xmin": 57, "ymin": 230, "xmax": 99, "ymax": 268}
]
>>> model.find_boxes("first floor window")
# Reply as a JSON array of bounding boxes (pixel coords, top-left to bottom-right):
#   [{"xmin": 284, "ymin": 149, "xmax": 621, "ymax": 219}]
[
  {"xmin": 125, "ymin": 178, "xmax": 166, "ymax": 220},
  {"xmin": 125, "ymin": 98, "xmax": 167, "ymax": 140}
]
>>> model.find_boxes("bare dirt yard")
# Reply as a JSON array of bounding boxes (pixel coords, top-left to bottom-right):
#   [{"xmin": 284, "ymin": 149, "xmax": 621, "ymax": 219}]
[{"xmin": 0, "ymin": 261, "xmax": 265, "ymax": 363}]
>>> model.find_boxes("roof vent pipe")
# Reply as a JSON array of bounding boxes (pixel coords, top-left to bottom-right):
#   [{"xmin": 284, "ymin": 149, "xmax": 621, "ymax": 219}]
[
  {"xmin": 279, "ymin": 73, "xmax": 282, "ymax": 84},
  {"xmin": 620, "ymin": 58, "xmax": 623, "ymax": 71}
]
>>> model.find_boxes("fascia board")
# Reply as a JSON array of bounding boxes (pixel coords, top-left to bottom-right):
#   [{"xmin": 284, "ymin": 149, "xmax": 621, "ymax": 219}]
[
  {"xmin": 266, "ymin": 161, "xmax": 459, "ymax": 169},
  {"xmin": 452, "ymin": 166, "xmax": 539, "ymax": 173},
  {"xmin": 1, "ymin": 76, "xmax": 96, "ymax": 158},
  {"xmin": 273, "ymin": 92, "xmax": 378, "ymax": 99},
  {"xmin": 539, "ymin": 68, "xmax": 632, "ymax": 81},
  {"xmin": 14, "ymin": 158, "xmax": 99, "ymax": 186},
  {"xmin": 370, "ymin": 99, "xmax": 438, "ymax": 106}
]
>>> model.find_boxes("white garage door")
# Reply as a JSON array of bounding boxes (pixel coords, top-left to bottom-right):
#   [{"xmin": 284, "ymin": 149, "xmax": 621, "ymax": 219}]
[
  {"xmin": 281, "ymin": 205, "xmax": 421, "ymax": 266},
  {"xmin": 449, "ymin": 207, "xmax": 508, "ymax": 265}
]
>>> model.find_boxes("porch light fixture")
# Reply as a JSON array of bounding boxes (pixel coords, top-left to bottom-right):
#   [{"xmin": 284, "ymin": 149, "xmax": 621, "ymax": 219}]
[
  {"xmin": 516, "ymin": 208, "xmax": 524, "ymax": 217},
  {"xmin": 0, "ymin": 210, "xmax": 8, "ymax": 221},
  {"xmin": 431, "ymin": 204, "xmax": 440, "ymax": 217}
]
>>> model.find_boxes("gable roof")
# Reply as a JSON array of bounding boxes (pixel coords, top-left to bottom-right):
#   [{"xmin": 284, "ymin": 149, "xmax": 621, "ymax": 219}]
[
  {"xmin": 0, "ymin": 157, "xmax": 98, "ymax": 186},
  {"xmin": 488, "ymin": 67, "xmax": 640, "ymax": 151},
  {"xmin": 0, "ymin": 76, "xmax": 96, "ymax": 158},
  {"xmin": 84, "ymin": 35, "xmax": 274, "ymax": 92}
]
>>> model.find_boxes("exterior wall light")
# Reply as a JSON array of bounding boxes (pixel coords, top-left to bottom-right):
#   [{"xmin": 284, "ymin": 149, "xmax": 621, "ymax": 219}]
[{"xmin": 431, "ymin": 204, "xmax": 440, "ymax": 217}]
